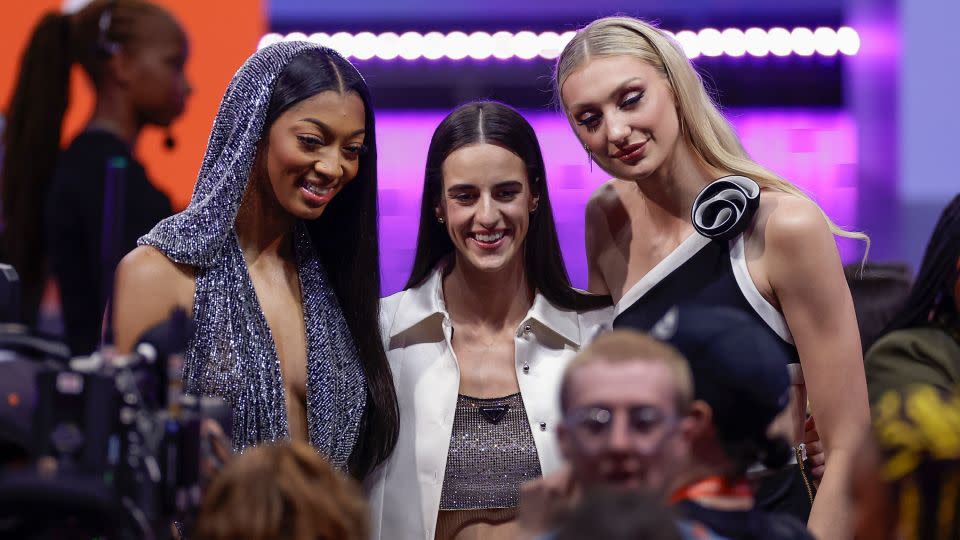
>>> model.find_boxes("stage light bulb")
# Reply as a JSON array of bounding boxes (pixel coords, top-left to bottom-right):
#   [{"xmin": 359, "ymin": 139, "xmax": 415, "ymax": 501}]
[
  {"xmin": 791, "ymin": 27, "xmax": 816, "ymax": 57},
  {"xmin": 837, "ymin": 27, "xmax": 861, "ymax": 55},
  {"xmin": 744, "ymin": 27, "xmax": 769, "ymax": 57},
  {"xmin": 674, "ymin": 30, "xmax": 700, "ymax": 59},
  {"xmin": 768, "ymin": 27, "xmax": 792, "ymax": 57},
  {"xmin": 698, "ymin": 28, "xmax": 723, "ymax": 57}
]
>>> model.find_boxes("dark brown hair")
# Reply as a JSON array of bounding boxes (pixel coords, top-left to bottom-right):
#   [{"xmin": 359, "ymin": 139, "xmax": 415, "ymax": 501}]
[{"xmin": 883, "ymin": 194, "xmax": 960, "ymax": 335}]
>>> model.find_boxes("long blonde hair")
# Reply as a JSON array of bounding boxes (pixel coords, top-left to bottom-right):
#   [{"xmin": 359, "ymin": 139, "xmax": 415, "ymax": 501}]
[{"xmin": 555, "ymin": 16, "xmax": 869, "ymax": 251}]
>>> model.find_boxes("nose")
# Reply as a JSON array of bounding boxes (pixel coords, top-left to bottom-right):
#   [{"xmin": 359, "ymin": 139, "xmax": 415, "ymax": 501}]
[
  {"xmin": 476, "ymin": 193, "xmax": 500, "ymax": 228},
  {"xmin": 605, "ymin": 412, "xmax": 632, "ymax": 452},
  {"xmin": 314, "ymin": 151, "xmax": 343, "ymax": 182},
  {"xmin": 605, "ymin": 111, "xmax": 631, "ymax": 145}
]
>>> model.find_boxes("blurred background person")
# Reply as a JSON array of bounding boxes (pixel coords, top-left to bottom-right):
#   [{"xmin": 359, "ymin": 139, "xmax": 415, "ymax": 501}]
[
  {"xmin": 661, "ymin": 306, "xmax": 814, "ymax": 540},
  {"xmin": 193, "ymin": 441, "xmax": 368, "ymax": 540},
  {"xmin": 844, "ymin": 261, "xmax": 913, "ymax": 353},
  {"xmin": 0, "ymin": 0, "xmax": 188, "ymax": 354},
  {"xmin": 369, "ymin": 101, "xmax": 611, "ymax": 540},
  {"xmin": 865, "ymin": 194, "xmax": 960, "ymax": 404},
  {"xmin": 521, "ymin": 306, "xmax": 819, "ymax": 540},
  {"xmin": 555, "ymin": 489, "xmax": 719, "ymax": 540},
  {"xmin": 516, "ymin": 330, "xmax": 699, "ymax": 538},
  {"xmin": 853, "ymin": 385, "xmax": 960, "ymax": 540}
]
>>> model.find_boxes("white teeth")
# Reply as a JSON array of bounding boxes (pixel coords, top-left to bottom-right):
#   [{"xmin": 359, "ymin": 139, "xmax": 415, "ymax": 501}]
[
  {"xmin": 302, "ymin": 182, "xmax": 331, "ymax": 196},
  {"xmin": 475, "ymin": 231, "xmax": 505, "ymax": 243}
]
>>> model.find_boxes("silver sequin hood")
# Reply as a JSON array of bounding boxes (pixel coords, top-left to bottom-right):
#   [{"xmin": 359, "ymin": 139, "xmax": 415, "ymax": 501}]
[{"xmin": 139, "ymin": 41, "xmax": 367, "ymax": 468}]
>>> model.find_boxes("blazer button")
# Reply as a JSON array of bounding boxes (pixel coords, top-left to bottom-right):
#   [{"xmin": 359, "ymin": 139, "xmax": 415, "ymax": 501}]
[
  {"xmin": 523, "ymin": 324, "xmax": 533, "ymax": 335},
  {"xmin": 539, "ymin": 422, "xmax": 547, "ymax": 431},
  {"xmin": 522, "ymin": 364, "xmax": 530, "ymax": 374}
]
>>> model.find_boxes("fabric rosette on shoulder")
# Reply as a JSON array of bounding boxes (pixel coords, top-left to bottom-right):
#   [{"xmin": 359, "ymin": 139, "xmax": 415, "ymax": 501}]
[{"xmin": 691, "ymin": 175, "xmax": 761, "ymax": 242}]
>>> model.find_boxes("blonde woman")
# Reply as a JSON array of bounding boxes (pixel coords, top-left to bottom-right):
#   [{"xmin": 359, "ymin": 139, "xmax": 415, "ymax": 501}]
[{"xmin": 554, "ymin": 16, "xmax": 869, "ymax": 539}]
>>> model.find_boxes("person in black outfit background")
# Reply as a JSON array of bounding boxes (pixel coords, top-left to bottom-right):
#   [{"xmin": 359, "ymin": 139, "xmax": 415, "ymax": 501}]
[
  {"xmin": 1, "ymin": 0, "xmax": 190, "ymax": 354},
  {"xmin": 661, "ymin": 306, "xmax": 815, "ymax": 540}
]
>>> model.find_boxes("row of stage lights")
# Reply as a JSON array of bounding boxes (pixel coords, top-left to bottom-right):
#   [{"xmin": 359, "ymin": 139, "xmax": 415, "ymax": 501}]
[{"xmin": 258, "ymin": 27, "xmax": 861, "ymax": 61}]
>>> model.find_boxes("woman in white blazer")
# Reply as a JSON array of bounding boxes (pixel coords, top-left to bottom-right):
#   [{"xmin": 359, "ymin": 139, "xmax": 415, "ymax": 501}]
[{"xmin": 367, "ymin": 102, "xmax": 613, "ymax": 540}]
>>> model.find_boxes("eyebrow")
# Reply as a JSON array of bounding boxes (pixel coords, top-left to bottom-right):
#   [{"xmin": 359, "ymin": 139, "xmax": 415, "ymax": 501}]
[
  {"xmin": 569, "ymin": 77, "xmax": 645, "ymax": 113},
  {"xmin": 445, "ymin": 180, "xmax": 524, "ymax": 193},
  {"xmin": 300, "ymin": 118, "xmax": 365, "ymax": 137}
]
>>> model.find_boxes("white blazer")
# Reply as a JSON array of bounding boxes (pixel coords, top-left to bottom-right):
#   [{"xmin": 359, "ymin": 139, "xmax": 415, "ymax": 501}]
[{"xmin": 367, "ymin": 267, "xmax": 612, "ymax": 540}]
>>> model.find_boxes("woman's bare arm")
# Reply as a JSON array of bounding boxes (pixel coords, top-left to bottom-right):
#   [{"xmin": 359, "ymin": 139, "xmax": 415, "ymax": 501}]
[
  {"xmin": 763, "ymin": 196, "xmax": 869, "ymax": 540},
  {"xmin": 112, "ymin": 245, "xmax": 195, "ymax": 354}
]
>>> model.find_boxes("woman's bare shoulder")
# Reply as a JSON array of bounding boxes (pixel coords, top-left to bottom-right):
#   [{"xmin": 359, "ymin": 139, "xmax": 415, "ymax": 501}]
[
  {"xmin": 116, "ymin": 245, "xmax": 195, "ymax": 293},
  {"xmin": 753, "ymin": 190, "xmax": 831, "ymax": 243},
  {"xmin": 586, "ymin": 178, "xmax": 631, "ymax": 214},
  {"xmin": 113, "ymin": 246, "xmax": 196, "ymax": 352}
]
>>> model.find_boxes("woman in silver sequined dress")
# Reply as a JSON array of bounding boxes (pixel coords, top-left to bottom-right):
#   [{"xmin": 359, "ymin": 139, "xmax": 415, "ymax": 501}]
[
  {"xmin": 368, "ymin": 102, "xmax": 613, "ymax": 540},
  {"xmin": 111, "ymin": 42, "xmax": 398, "ymax": 480}
]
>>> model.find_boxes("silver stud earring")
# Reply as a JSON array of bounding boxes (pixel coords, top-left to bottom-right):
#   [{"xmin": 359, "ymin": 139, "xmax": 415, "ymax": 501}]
[{"xmin": 437, "ymin": 216, "xmax": 445, "ymax": 224}]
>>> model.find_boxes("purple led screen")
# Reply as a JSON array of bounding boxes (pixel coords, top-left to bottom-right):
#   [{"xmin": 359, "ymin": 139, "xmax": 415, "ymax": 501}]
[{"xmin": 377, "ymin": 109, "xmax": 858, "ymax": 295}]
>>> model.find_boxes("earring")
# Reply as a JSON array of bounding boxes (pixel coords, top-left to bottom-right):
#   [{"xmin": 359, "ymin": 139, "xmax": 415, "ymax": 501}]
[
  {"xmin": 437, "ymin": 216, "xmax": 445, "ymax": 224},
  {"xmin": 584, "ymin": 143, "xmax": 593, "ymax": 172}
]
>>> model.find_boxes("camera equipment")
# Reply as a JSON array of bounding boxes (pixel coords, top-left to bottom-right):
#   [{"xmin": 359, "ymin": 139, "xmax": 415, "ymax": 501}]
[{"xmin": 0, "ymin": 265, "xmax": 230, "ymax": 539}]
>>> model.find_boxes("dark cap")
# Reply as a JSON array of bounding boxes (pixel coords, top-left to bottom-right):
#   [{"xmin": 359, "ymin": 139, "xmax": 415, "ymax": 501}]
[{"xmin": 650, "ymin": 304, "xmax": 791, "ymax": 443}]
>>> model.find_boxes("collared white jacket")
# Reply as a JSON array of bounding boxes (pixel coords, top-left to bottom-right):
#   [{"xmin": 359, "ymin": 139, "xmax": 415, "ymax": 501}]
[{"xmin": 366, "ymin": 267, "xmax": 612, "ymax": 540}]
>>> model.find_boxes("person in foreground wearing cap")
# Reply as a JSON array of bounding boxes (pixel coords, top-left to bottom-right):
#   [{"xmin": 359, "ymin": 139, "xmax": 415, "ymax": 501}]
[
  {"xmin": 516, "ymin": 329, "xmax": 726, "ymax": 539},
  {"xmin": 656, "ymin": 305, "xmax": 814, "ymax": 540}
]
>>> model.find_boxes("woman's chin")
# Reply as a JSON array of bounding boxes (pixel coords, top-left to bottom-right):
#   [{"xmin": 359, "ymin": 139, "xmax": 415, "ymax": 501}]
[
  {"xmin": 283, "ymin": 201, "xmax": 328, "ymax": 221},
  {"xmin": 458, "ymin": 249, "xmax": 524, "ymax": 275}
]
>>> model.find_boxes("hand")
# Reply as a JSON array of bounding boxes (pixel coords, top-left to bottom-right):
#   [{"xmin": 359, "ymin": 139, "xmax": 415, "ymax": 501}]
[
  {"xmin": 516, "ymin": 466, "xmax": 579, "ymax": 539},
  {"xmin": 803, "ymin": 415, "xmax": 826, "ymax": 483}
]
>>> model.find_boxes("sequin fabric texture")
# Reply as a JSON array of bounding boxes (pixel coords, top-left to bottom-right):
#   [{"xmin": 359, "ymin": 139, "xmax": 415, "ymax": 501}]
[
  {"xmin": 439, "ymin": 393, "xmax": 543, "ymax": 510},
  {"xmin": 138, "ymin": 42, "xmax": 367, "ymax": 469}
]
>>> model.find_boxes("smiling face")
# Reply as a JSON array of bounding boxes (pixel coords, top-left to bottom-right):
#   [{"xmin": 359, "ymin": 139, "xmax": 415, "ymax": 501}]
[
  {"xmin": 261, "ymin": 90, "xmax": 367, "ymax": 220},
  {"xmin": 561, "ymin": 55, "xmax": 682, "ymax": 182},
  {"xmin": 436, "ymin": 143, "xmax": 539, "ymax": 275}
]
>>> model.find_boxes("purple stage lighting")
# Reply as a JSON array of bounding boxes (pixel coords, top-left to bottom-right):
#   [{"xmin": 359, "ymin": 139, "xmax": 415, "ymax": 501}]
[{"xmin": 259, "ymin": 27, "xmax": 860, "ymax": 60}]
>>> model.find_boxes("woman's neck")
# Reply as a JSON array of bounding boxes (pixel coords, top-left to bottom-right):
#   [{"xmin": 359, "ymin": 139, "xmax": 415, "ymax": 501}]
[
  {"xmin": 88, "ymin": 88, "xmax": 143, "ymax": 147},
  {"xmin": 632, "ymin": 141, "xmax": 724, "ymax": 233},
  {"xmin": 235, "ymin": 177, "xmax": 296, "ymax": 262},
  {"xmin": 443, "ymin": 253, "xmax": 533, "ymax": 331}
]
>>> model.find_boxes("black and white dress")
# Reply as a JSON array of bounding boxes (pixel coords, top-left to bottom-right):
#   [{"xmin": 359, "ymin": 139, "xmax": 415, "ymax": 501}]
[{"xmin": 612, "ymin": 176, "xmax": 812, "ymax": 521}]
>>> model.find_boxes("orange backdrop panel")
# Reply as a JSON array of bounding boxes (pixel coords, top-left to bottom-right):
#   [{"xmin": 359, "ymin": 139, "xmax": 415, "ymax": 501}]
[{"xmin": 2, "ymin": 0, "xmax": 266, "ymax": 211}]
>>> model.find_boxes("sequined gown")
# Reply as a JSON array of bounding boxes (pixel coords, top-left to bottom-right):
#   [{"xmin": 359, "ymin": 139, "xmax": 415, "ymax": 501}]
[{"xmin": 139, "ymin": 42, "xmax": 367, "ymax": 469}]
